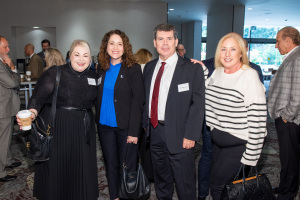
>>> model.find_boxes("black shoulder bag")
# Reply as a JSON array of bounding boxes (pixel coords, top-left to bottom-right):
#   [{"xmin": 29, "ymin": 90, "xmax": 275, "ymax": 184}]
[
  {"xmin": 24, "ymin": 66, "xmax": 61, "ymax": 162},
  {"xmin": 221, "ymin": 164, "xmax": 276, "ymax": 200},
  {"xmin": 118, "ymin": 146, "xmax": 150, "ymax": 199}
]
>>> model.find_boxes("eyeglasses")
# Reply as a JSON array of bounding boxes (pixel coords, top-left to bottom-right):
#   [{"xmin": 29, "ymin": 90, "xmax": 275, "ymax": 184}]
[{"xmin": 176, "ymin": 49, "xmax": 185, "ymax": 51}]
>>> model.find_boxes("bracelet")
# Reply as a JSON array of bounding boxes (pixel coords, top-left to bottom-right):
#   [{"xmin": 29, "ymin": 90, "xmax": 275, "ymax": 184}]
[{"xmin": 30, "ymin": 111, "xmax": 37, "ymax": 120}]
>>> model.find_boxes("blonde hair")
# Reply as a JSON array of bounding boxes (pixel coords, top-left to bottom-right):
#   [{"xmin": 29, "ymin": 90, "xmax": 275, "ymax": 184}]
[
  {"xmin": 214, "ymin": 33, "xmax": 249, "ymax": 69},
  {"xmin": 45, "ymin": 48, "xmax": 66, "ymax": 69},
  {"xmin": 69, "ymin": 39, "xmax": 91, "ymax": 58},
  {"xmin": 134, "ymin": 48, "xmax": 152, "ymax": 65}
]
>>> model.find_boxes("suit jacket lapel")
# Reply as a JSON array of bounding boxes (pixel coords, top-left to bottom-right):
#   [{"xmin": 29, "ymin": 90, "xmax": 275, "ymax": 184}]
[
  {"xmin": 114, "ymin": 65, "xmax": 127, "ymax": 93},
  {"xmin": 167, "ymin": 57, "xmax": 184, "ymax": 99}
]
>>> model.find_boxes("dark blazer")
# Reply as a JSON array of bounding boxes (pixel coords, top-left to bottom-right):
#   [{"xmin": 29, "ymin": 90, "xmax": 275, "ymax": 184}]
[
  {"xmin": 37, "ymin": 51, "xmax": 46, "ymax": 67},
  {"xmin": 95, "ymin": 63, "xmax": 145, "ymax": 137},
  {"xmin": 143, "ymin": 56, "xmax": 205, "ymax": 154}
]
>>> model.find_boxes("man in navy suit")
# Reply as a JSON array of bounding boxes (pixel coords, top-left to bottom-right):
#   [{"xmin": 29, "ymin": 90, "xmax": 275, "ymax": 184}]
[
  {"xmin": 143, "ymin": 23, "xmax": 205, "ymax": 199},
  {"xmin": 37, "ymin": 39, "xmax": 50, "ymax": 68}
]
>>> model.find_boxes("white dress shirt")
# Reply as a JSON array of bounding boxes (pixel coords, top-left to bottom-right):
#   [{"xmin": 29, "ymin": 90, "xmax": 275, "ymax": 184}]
[{"xmin": 149, "ymin": 52, "xmax": 178, "ymax": 120}]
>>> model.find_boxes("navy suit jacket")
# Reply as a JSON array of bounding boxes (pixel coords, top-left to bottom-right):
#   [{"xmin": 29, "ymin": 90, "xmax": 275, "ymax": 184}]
[
  {"xmin": 95, "ymin": 64, "xmax": 145, "ymax": 137},
  {"xmin": 143, "ymin": 56, "xmax": 205, "ymax": 154}
]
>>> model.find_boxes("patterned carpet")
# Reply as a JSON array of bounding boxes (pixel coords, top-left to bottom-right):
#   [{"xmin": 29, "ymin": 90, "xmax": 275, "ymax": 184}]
[{"xmin": 0, "ymin": 119, "xmax": 299, "ymax": 200}]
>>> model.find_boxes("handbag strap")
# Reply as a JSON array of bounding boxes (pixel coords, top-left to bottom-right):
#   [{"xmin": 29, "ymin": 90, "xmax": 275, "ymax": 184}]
[
  {"xmin": 123, "ymin": 142, "xmax": 141, "ymax": 167},
  {"xmin": 49, "ymin": 66, "xmax": 61, "ymax": 128}
]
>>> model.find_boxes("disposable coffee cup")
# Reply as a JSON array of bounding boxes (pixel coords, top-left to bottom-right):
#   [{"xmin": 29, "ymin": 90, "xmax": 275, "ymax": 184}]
[
  {"xmin": 26, "ymin": 71, "xmax": 31, "ymax": 81},
  {"xmin": 20, "ymin": 74, "xmax": 24, "ymax": 82},
  {"xmin": 17, "ymin": 110, "xmax": 32, "ymax": 130}
]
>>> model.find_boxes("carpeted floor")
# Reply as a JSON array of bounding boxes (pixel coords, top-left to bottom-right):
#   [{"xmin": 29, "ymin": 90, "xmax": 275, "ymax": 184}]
[{"xmin": 0, "ymin": 118, "xmax": 299, "ymax": 200}]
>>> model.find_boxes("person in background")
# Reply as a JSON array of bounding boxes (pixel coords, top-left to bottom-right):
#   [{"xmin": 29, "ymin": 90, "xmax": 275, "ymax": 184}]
[
  {"xmin": 176, "ymin": 43, "xmax": 189, "ymax": 59},
  {"xmin": 205, "ymin": 33, "xmax": 267, "ymax": 199},
  {"xmin": 244, "ymin": 40, "xmax": 264, "ymax": 84},
  {"xmin": 44, "ymin": 47, "xmax": 66, "ymax": 71},
  {"xmin": 96, "ymin": 29, "xmax": 144, "ymax": 200},
  {"xmin": 134, "ymin": 48, "xmax": 154, "ymax": 181},
  {"xmin": 143, "ymin": 23, "xmax": 205, "ymax": 199},
  {"xmin": 37, "ymin": 39, "xmax": 50, "ymax": 68},
  {"xmin": 18, "ymin": 40, "xmax": 99, "ymax": 200},
  {"xmin": 24, "ymin": 44, "xmax": 44, "ymax": 79},
  {"xmin": 0, "ymin": 36, "xmax": 21, "ymax": 182},
  {"xmin": 268, "ymin": 26, "xmax": 300, "ymax": 200},
  {"xmin": 134, "ymin": 48, "xmax": 152, "ymax": 72},
  {"xmin": 65, "ymin": 51, "xmax": 70, "ymax": 63},
  {"xmin": 189, "ymin": 57, "xmax": 212, "ymax": 200}
]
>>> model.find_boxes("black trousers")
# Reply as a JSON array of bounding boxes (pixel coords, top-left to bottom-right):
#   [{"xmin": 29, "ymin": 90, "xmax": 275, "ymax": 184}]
[
  {"xmin": 150, "ymin": 124, "xmax": 196, "ymax": 200},
  {"xmin": 98, "ymin": 125, "xmax": 138, "ymax": 200},
  {"xmin": 275, "ymin": 117, "xmax": 300, "ymax": 200},
  {"xmin": 210, "ymin": 128, "xmax": 247, "ymax": 200}
]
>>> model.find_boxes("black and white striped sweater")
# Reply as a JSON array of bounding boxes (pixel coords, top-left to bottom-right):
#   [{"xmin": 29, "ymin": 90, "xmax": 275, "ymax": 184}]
[{"xmin": 205, "ymin": 65, "xmax": 267, "ymax": 166}]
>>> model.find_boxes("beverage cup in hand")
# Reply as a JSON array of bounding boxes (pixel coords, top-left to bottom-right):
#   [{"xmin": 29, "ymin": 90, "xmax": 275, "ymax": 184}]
[{"xmin": 17, "ymin": 110, "xmax": 32, "ymax": 130}]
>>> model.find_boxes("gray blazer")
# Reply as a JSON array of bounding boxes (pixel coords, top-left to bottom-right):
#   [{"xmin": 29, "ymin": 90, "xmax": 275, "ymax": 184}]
[
  {"xmin": 268, "ymin": 46, "xmax": 300, "ymax": 124},
  {"xmin": 0, "ymin": 60, "xmax": 20, "ymax": 118}
]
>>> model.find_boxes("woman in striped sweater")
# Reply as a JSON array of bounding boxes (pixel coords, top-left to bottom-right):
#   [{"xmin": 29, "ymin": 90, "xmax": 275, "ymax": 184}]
[{"xmin": 206, "ymin": 33, "xmax": 267, "ymax": 199}]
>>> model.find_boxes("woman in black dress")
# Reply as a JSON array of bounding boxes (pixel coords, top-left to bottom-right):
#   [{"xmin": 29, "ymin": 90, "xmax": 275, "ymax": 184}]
[
  {"xmin": 20, "ymin": 40, "xmax": 99, "ymax": 200},
  {"xmin": 95, "ymin": 30, "xmax": 144, "ymax": 200}
]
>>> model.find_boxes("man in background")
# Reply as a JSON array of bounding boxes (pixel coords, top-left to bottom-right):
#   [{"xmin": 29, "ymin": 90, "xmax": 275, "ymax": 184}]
[
  {"xmin": 268, "ymin": 26, "xmax": 300, "ymax": 200},
  {"xmin": 0, "ymin": 36, "xmax": 21, "ymax": 182},
  {"xmin": 176, "ymin": 43, "xmax": 189, "ymax": 59},
  {"xmin": 37, "ymin": 39, "xmax": 50, "ymax": 68},
  {"xmin": 24, "ymin": 44, "xmax": 44, "ymax": 79}
]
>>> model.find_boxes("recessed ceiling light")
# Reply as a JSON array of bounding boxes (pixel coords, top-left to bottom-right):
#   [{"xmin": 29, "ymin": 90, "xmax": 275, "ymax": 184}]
[
  {"xmin": 33, "ymin": 27, "xmax": 39, "ymax": 29},
  {"xmin": 248, "ymin": 8, "xmax": 252, "ymax": 10},
  {"xmin": 265, "ymin": 19, "xmax": 269, "ymax": 21},
  {"xmin": 169, "ymin": 8, "xmax": 174, "ymax": 11}
]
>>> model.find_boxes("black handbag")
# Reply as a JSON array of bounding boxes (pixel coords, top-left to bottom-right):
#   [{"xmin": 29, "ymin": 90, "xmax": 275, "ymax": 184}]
[
  {"xmin": 221, "ymin": 164, "xmax": 276, "ymax": 200},
  {"xmin": 118, "ymin": 148, "xmax": 150, "ymax": 199},
  {"xmin": 24, "ymin": 66, "xmax": 61, "ymax": 162}
]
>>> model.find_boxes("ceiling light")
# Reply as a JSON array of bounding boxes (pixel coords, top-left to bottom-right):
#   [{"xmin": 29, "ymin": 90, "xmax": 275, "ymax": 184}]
[
  {"xmin": 169, "ymin": 9, "xmax": 174, "ymax": 11},
  {"xmin": 248, "ymin": 8, "xmax": 252, "ymax": 10},
  {"xmin": 33, "ymin": 27, "xmax": 39, "ymax": 29},
  {"xmin": 265, "ymin": 19, "xmax": 269, "ymax": 21}
]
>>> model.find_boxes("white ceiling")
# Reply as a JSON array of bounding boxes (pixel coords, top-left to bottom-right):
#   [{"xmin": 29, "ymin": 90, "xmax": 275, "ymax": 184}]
[{"xmin": 163, "ymin": 0, "xmax": 300, "ymax": 27}]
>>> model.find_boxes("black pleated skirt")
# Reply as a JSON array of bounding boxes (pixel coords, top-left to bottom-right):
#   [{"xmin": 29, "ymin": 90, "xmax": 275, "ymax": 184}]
[{"xmin": 33, "ymin": 107, "xmax": 99, "ymax": 200}]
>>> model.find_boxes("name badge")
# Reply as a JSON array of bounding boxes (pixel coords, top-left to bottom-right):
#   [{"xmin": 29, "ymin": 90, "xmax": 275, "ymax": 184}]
[
  {"xmin": 88, "ymin": 78, "xmax": 96, "ymax": 86},
  {"xmin": 178, "ymin": 83, "xmax": 189, "ymax": 92},
  {"xmin": 97, "ymin": 77, "xmax": 102, "ymax": 85}
]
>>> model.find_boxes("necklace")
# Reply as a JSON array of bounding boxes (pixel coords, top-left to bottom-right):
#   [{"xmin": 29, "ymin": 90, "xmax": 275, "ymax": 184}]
[{"xmin": 69, "ymin": 62, "xmax": 90, "ymax": 77}]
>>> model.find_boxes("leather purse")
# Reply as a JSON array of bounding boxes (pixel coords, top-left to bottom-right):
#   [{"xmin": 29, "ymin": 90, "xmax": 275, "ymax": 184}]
[
  {"xmin": 24, "ymin": 66, "xmax": 61, "ymax": 162},
  {"xmin": 221, "ymin": 164, "xmax": 276, "ymax": 200},
  {"xmin": 118, "ymin": 150, "xmax": 150, "ymax": 199}
]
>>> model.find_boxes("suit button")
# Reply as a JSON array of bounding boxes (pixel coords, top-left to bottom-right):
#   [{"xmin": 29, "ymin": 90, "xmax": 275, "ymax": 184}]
[{"xmin": 114, "ymin": 99, "xmax": 117, "ymax": 102}]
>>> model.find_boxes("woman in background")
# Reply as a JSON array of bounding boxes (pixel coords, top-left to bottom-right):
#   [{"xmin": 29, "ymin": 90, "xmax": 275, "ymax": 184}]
[
  {"xmin": 44, "ymin": 47, "xmax": 66, "ymax": 70},
  {"xmin": 96, "ymin": 30, "xmax": 144, "ymax": 200},
  {"xmin": 134, "ymin": 48, "xmax": 152, "ymax": 72}
]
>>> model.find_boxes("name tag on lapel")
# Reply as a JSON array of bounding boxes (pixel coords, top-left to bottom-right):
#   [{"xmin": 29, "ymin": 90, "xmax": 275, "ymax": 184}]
[
  {"xmin": 88, "ymin": 78, "xmax": 96, "ymax": 85},
  {"xmin": 178, "ymin": 83, "xmax": 189, "ymax": 92}
]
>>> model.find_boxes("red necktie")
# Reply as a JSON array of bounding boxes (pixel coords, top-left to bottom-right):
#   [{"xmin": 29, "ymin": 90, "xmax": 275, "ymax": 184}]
[{"xmin": 151, "ymin": 62, "xmax": 166, "ymax": 128}]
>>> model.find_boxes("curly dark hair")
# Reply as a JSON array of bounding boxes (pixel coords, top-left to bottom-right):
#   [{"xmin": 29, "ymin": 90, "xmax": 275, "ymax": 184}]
[{"xmin": 98, "ymin": 30, "xmax": 135, "ymax": 71}]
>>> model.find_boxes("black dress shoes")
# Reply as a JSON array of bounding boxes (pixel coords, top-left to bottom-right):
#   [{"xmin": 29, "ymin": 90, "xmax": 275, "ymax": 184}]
[
  {"xmin": 0, "ymin": 175, "xmax": 17, "ymax": 182},
  {"xmin": 5, "ymin": 161, "xmax": 22, "ymax": 169}
]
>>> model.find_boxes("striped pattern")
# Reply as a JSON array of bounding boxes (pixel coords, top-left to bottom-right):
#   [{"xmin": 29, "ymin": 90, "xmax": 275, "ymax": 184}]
[{"xmin": 206, "ymin": 67, "xmax": 267, "ymax": 166}]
